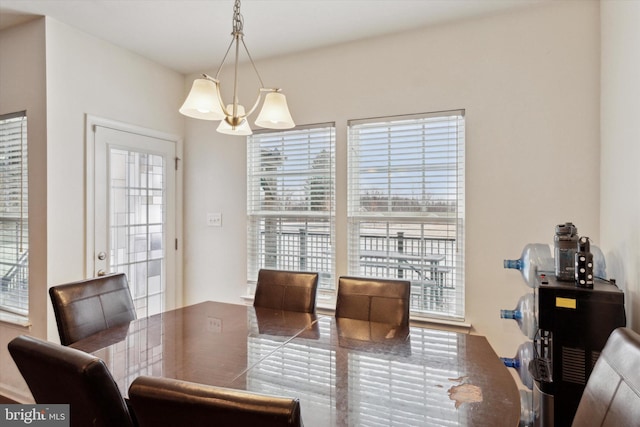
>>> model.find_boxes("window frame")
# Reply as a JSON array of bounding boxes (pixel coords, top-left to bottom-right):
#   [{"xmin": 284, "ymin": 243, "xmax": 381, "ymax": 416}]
[
  {"xmin": 246, "ymin": 123, "xmax": 336, "ymax": 295},
  {"xmin": 347, "ymin": 110, "xmax": 465, "ymax": 320},
  {"xmin": 0, "ymin": 111, "xmax": 29, "ymax": 317}
]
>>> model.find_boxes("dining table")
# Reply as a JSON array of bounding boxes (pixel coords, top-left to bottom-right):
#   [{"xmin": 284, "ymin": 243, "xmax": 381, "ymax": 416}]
[{"xmin": 71, "ymin": 301, "xmax": 520, "ymax": 427}]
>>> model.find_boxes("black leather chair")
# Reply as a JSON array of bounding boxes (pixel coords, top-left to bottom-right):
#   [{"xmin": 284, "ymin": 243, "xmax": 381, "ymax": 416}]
[
  {"xmin": 335, "ymin": 276, "xmax": 411, "ymax": 327},
  {"xmin": 128, "ymin": 376, "xmax": 303, "ymax": 427},
  {"xmin": 572, "ymin": 327, "xmax": 640, "ymax": 427},
  {"xmin": 8, "ymin": 335, "xmax": 136, "ymax": 427},
  {"xmin": 253, "ymin": 269, "xmax": 318, "ymax": 313},
  {"xmin": 49, "ymin": 272, "xmax": 136, "ymax": 345}
]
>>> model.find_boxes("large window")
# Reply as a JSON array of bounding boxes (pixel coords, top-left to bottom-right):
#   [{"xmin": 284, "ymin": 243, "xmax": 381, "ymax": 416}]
[
  {"xmin": 247, "ymin": 124, "xmax": 335, "ymax": 292},
  {"xmin": 348, "ymin": 111, "xmax": 465, "ymax": 319},
  {"xmin": 0, "ymin": 111, "xmax": 28, "ymax": 316}
]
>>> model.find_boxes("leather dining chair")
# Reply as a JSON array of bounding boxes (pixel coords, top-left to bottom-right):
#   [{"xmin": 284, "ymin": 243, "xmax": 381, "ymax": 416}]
[
  {"xmin": 253, "ymin": 269, "xmax": 318, "ymax": 313},
  {"xmin": 571, "ymin": 327, "xmax": 640, "ymax": 427},
  {"xmin": 128, "ymin": 376, "xmax": 304, "ymax": 427},
  {"xmin": 8, "ymin": 335, "xmax": 137, "ymax": 427},
  {"xmin": 335, "ymin": 276, "xmax": 411, "ymax": 327},
  {"xmin": 49, "ymin": 272, "xmax": 137, "ymax": 345}
]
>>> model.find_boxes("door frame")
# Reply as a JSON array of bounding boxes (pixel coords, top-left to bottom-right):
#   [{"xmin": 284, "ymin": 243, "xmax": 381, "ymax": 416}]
[{"xmin": 85, "ymin": 114, "xmax": 183, "ymax": 309}]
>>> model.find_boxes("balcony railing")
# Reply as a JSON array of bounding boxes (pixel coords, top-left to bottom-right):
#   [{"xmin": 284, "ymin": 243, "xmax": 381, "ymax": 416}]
[
  {"xmin": 0, "ymin": 216, "xmax": 29, "ymax": 314},
  {"xmin": 256, "ymin": 230, "xmax": 456, "ymax": 314}
]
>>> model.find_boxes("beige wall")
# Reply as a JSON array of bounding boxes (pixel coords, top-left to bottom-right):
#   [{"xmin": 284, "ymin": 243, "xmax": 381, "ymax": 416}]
[
  {"xmin": 0, "ymin": 17, "xmax": 185, "ymax": 402},
  {"xmin": 44, "ymin": 17, "xmax": 185, "ymax": 340},
  {"xmin": 0, "ymin": 17, "xmax": 47, "ymax": 402},
  {"xmin": 600, "ymin": 0, "xmax": 640, "ymax": 332},
  {"xmin": 183, "ymin": 0, "xmax": 602, "ymax": 364}
]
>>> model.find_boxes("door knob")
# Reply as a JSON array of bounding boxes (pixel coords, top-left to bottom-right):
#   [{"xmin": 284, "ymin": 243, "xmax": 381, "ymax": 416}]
[
  {"xmin": 97, "ymin": 251, "xmax": 107, "ymax": 260},
  {"xmin": 97, "ymin": 270, "xmax": 106, "ymax": 277}
]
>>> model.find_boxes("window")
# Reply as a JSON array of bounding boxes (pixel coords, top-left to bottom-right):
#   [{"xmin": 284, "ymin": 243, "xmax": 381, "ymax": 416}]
[
  {"xmin": 348, "ymin": 111, "xmax": 465, "ymax": 319},
  {"xmin": 0, "ymin": 111, "xmax": 28, "ymax": 316},
  {"xmin": 247, "ymin": 124, "xmax": 335, "ymax": 292}
]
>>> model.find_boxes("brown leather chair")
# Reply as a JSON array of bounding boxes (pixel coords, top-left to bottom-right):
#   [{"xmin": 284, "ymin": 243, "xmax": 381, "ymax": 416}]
[
  {"xmin": 335, "ymin": 276, "xmax": 410, "ymax": 327},
  {"xmin": 572, "ymin": 327, "xmax": 640, "ymax": 427},
  {"xmin": 253, "ymin": 269, "xmax": 318, "ymax": 313},
  {"xmin": 8, "ymin": 335, "xmax": 136, "ymax": 427},
  {"xmin": 128, "ymin": 376, "xmax": 303, "ymax": 427},
  {"xmin": 49, "ymin": 272, "xmax": 136, "ymax": 345}
]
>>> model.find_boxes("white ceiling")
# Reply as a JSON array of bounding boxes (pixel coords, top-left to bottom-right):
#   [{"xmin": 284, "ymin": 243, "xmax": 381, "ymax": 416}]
[{"xmin": 0, "ymin": 0, "xmax": 548, "ymax": 74}]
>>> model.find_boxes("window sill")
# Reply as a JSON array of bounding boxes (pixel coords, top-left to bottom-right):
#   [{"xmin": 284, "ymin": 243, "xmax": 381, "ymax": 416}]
[{"xmin": 0, "ymin": 311, "xmax": 31, "ymax": 328}]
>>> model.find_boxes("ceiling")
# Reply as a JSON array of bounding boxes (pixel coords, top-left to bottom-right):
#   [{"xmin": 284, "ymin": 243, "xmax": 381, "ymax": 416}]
[{"xmin": 0, "ymin": 0, "xmax": 548, "ymax": 75}]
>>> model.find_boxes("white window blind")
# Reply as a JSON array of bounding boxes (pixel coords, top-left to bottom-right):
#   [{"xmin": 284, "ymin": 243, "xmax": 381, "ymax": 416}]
[
  {"xmin": 0, "ymin": 111, "xmax": 29, "ymax": 316},
  {"xmin": 348, "ymin": 111, "xmax": 465, "ymax": 320},
  {"xmin": 247, "ymin": 124, "xmax": 335, "ymax": 291}
]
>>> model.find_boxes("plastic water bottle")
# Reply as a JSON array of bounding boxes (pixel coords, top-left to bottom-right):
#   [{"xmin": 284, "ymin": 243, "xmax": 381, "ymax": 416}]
[
  {"xmin": 504, "ymin": 243, "xmax": 554, "ymax": 288},
  {"xmin": 519, "ymin": 389, "xmax": 535, "ymax": 427},
  {"xmin": 501, "ymin": 341, "xmax": 534, "ymax": 389},
  {"xmin": 500, "ymin": 293, "xmax": 537, "ymax": 339},
  {"xmin": 590, "ymin": 244, "xmax": 607, "ymax": 279}
]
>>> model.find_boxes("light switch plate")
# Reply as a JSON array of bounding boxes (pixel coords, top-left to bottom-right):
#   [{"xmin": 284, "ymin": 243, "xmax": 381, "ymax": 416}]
[{"xmin": 207, "ymin": 212, "xmax": 222, "ymax": 227}]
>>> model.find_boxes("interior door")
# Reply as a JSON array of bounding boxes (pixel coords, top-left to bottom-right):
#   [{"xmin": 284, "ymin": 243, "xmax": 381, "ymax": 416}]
[{"xmin": 88, "ymin": 122, "xmax": 179, "ymax": 318}]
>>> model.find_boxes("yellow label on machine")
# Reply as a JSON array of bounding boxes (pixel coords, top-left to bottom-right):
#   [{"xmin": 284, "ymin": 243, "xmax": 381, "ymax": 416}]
[{"xmin": 556, "ymin": 297, "xmax": 577, "ymax": 309}]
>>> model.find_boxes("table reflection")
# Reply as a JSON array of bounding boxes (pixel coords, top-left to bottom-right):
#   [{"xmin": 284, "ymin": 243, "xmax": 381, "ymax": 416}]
[
  {"xmin": 241, "ymin": 316, "xmax": 471, "ymax": 427},
  {"xmin": 251, "ymin": 307, "xmax": 320, "ymax": 339}
]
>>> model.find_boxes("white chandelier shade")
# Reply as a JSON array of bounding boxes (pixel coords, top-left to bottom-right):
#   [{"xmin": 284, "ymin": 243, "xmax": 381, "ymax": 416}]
[
  {"xmin": 179, "ymin": 0, "xmax": 295, "ymax": 135},
  {"xmin": 179, "ymin": 79, "xmax": 225, "ymax": 121},
  {"xmin": 216, "ymin": 105, "xmax": 253, "ymax": 135},
  {"xmin": 254, "ymin": 92, "xmax": 295, "ymax": 129}
]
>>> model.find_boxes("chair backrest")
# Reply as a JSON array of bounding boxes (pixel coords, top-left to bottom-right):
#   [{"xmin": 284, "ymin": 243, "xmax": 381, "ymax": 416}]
[
  {"xmin": 572, "ymin": 327, "xmax": 640, "ymax": 427},
  {"xmin": 335, "ymin": 276, "xmax": 410, "ymax": 327},
  {"xmin": 8, "ymin": 335, "xmax": 135, "ymax": 427},
  {"xmin": 254, "ymin": 269, "xmax": 318, "ymax": 313},
  {"xmin": 49, "ymin": 272, "xmax": 136, "ymax": 345},
  {"xmin": 128, "ymin": 376, "xmax": 303, "ymax": 427}
]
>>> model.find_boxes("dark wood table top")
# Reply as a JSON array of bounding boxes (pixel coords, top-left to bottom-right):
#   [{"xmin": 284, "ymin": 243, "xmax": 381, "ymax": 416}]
[{"xmin": 71, "ymin": 301, "xmax": 520, "ymax": 427}]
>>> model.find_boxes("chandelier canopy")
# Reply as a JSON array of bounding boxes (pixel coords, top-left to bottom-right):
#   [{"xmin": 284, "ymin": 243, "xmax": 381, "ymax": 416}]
[{"xmin": 179, "ymin": 0, "xmax": 295, "ymax": 135}]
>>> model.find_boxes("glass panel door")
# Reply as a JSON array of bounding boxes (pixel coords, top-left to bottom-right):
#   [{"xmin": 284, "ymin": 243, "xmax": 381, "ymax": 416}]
[{"xmin": 93, "ymin": 125, "xmax": 177, "ymax": 318}]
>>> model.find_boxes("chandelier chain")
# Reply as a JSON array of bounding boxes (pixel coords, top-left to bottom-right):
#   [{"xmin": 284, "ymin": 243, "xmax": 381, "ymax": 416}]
[{"xmin": 232, "ymin": 0, "xmax": 244, "ymax": 35}]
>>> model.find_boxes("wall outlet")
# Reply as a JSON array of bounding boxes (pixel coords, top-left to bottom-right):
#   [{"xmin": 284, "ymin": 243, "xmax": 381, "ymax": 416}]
[
  {"xmin": 206, "ymin": 212, "xmax": 222, "ymax": 227},
  {"xmin": 207, "ymin": 316, "xmax": 222, "ymax": 333}
]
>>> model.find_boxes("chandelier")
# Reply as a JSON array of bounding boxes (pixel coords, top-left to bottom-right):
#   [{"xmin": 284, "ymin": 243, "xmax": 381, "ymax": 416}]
[{"xmin": 179, "ymin": 0, "xmax": 295, "ymax": 136}]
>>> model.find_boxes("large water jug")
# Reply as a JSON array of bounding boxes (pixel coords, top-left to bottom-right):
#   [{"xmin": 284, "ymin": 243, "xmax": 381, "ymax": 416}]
[
  {"xmin": 590, "ymin": 244, "xmax": 607, "ymax": 279},
  {"xmin": 500, "ymin": 341, "xmax": 534, "ymax": 389},
  {"xmin": 519, "ymin": 389, "xmax": 535, "ymax": 427},
  {"xmin": 504, "ymin": 243, "xmax": 554, "ymax": 287},
  {"xmin": 500, "ymin": 293, "xmax": 537, "ymax": 339}
]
